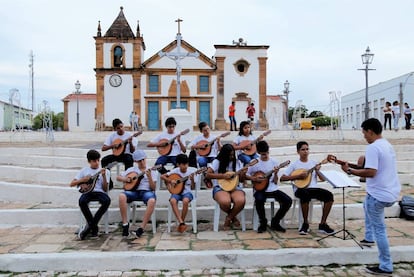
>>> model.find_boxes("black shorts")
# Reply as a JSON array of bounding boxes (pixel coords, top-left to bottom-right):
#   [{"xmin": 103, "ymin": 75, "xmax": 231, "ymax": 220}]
[{"xmin": 294, "ymin": 187, "xmax": 334, "ymax": 203}]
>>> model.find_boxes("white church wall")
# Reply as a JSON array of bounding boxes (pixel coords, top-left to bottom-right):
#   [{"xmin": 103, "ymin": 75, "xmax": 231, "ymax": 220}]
[
  {"xmin": 104, "ymin": 74, "xmax": 133, "ymax": 127},
  {"xmin": 68, "ymin": 99, "xmax": 96, "ymax": 131}
]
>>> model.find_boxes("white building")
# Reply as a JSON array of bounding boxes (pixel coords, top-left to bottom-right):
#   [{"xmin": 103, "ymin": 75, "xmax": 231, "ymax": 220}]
[
  {"xmin": 62, "ymin": 94, "xmax": 97, "ymax": 131},
  {"xmin": 341, "ymin": 72, "xmax": 414, "ymax": 129}
]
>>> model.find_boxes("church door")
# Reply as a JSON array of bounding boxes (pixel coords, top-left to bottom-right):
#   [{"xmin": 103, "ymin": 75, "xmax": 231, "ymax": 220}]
[
  {"xmin": 199, "ymin": 101, "xmax": 210, "ymax": 126},
  {"xmin": 148, "ymin": 101, "xmax": 159, "ymax": 130}
]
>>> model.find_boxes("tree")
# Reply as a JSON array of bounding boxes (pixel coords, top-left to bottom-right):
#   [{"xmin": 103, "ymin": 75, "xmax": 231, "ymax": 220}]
[
  {"xmin": 309, "ymin": 110, "xmax": 324, "ymax": 118},
  {"xmin": 32, "ymin": 112, "xmax": 64, "ymax": 130}
]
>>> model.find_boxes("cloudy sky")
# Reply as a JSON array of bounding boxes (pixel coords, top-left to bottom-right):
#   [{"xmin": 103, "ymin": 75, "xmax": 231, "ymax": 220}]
[{"xmin": 1, "ymin": 0, "xmax": 413, "ymax": 113}]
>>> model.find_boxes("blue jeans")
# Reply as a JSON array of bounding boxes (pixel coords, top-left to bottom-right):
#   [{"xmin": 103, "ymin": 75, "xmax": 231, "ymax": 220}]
[
  {"xmin": 364, "ymin": 194, "xmax": 395, "ymax": 272},
  {"xmin": 238, "ymin": 152, "xmax": 259, "ymax": 165},
  {"xmin": 197, "ymin": 156, "xmax": 215, "ymax": 168}
]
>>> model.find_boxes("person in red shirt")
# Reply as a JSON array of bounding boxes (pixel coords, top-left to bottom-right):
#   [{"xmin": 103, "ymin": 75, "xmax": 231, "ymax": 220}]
[
  {"xmin": 246, "ymin": 103, "xmax": 256, "ymax": 123},
  {"xmin": 228, "ymin": 101, "xmax": 237, "ymax": 131}
]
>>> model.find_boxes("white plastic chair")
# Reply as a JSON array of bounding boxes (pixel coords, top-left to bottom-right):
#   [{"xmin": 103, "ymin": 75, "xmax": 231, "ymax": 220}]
[
  {"xmin": 291, "ymin": 197, "xmax": 322, "ymax": 230},
  {"xmin": 79, "ymin": 201, "xmax": 109, "ymax": 234},
  {"xmin": 127, "ymin": 171, "xmax": 160, "ymax": 234},
  {"xmin": 167, "ymin": 169, "xmax": 200, "ymax": 233},
  {"xmin": 213, "ymin": 201, "xmax": 246, "ymax": 232}
]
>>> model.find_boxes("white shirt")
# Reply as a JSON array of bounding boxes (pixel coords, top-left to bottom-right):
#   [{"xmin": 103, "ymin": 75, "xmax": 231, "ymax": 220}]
[
  {"xmin": 122, "ymin": 166, "xmax": 158, "ymax": 191},
  {"xmin": 151, "ymin": 132, "xmax": 183, "ymax": 156},
  {"xmin": 247, "ymin": 158, "xmax": 280, "ymax": 192},
  {"xmin": 365, "ymin": 138, "xmax": 401, "ymax": 202},
  {"xmin": 189, "ymin": 134, "xmax": 219, "ymax": 158},
  {"xmin": 104, "ymin": 131, "xmax": 137, "ymax": 154},
  {"xmin": 75, "ymin": 167, "xmax": 111, "ymax": 193},
  {"xmin": 208, "ymin": 159, "xmax": 244, "ymax": 189},
  {"xmin": 166, "ymin": 167, "xmax": 197, "ymax": 194},
  {"xmin": 283, "ymin": 159, "xmax": 319, "ymax": 192}
]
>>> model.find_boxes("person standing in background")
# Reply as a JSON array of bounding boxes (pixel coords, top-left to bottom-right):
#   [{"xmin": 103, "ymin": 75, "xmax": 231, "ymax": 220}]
[
  {"xmin": 229, "ymin": 101, "xmax": 237, "ymax": 131},
  {"xmin": 404, "ymin": 102, "xmax": 412, "ymax": 130},
  {"xmin": 391, "ymin": 101, "xmax": 400, "ymax": 131},
  {"xmin": 383, "ymin": 102, "xmax": 392, "ymax": 131}
]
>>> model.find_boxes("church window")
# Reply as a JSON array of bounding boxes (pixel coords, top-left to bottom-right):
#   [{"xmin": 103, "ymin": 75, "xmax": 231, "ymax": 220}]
[
  {"xmin": 149, "ymin": 75, "xmax": 159, "ymax": 92},
  {"xmin": 113, "ymin": 46, "xmax": 123, "ymax": 68},
  {"xmin": 233, "ymin": 59, "xmax": 250, "ymax": 76},
  {"xmin": 199, "ymin": 76, "xmax": 209, "ymax": 92}
]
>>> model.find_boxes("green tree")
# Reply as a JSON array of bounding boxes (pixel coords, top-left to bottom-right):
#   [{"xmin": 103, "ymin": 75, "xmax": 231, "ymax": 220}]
[
  {"xmin": 32, "ymin": 111, "xmax": 64, "ymax": 130},
  {"xmin": 309, "ymin": 110, "xmax": 324, "ymax": 117}
]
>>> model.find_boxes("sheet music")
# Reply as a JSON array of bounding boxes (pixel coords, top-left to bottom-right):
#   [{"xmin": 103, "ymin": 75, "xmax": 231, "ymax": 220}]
[{"xmin": 319, "ymin": 170, "xmax": 361, "ymax": 188}]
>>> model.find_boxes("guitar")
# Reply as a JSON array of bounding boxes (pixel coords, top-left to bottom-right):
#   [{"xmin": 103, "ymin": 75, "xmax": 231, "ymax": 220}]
[
  {"xmin": 123, "ymin": 165, "xmax": 162, "ymax": 191},
  {"xmin": 218, "ymin": 159, "xmax": 259, "ymax": 192},
  {"xmin": 326, "ymin": 154, "xmax": 364, "ymax": 169},
  {"xmin": 112, "ymin": 131, "xmax": 143, "ymax": 156},
  {"xmin": 166, "ymin": 167, "xmax": 208, "ymax": 194},
  {"xmin": 252, "ymin": 160, "xmax": 291, "ymax": 191},
  {"xmin": 239, "ymin": 130, "xmax": 271, "ymax": 155},
  {"xmin": 291, "ymin": 158, "xmax": 329, "ymax": 189},
  {"xmin": 78, "ymin": 162, "xmax": 118, "ymax": 194},
  {"xmin": 157, "ymin": 128, "xmax": 190, "ymax": 156},
  {"xmin": 194, "ymin": 131, "xmax": 231, "ymax": 156}
]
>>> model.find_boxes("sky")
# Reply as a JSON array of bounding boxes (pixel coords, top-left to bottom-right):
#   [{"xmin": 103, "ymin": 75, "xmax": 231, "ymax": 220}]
[{"xmin": 1, "ymin": 0, "xmax": 414, "ymax": 114}]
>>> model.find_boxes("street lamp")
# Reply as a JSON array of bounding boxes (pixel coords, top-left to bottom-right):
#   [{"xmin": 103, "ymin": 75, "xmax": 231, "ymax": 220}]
[
  {"xmin": 359, "ymin": 46, "xmax": 375, "ymax": 120},
  {"xmin": 283, "ymin": 80, "xmax": 290, "ymax": 125},
  {"xmin": 75, "ymin": 80, "xmax": 81, "ymax": 127}
]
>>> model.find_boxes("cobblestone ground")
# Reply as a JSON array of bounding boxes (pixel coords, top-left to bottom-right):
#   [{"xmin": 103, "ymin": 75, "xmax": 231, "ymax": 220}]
[{"xmin": 1, "ymin": 262, "xmax": 414, "ymax": 276}]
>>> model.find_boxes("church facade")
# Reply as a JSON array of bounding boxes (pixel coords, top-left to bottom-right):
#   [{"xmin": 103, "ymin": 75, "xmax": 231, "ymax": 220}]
[{"xmin": 93, "ymin": 7, "xmax": 269, "ymax": 131}]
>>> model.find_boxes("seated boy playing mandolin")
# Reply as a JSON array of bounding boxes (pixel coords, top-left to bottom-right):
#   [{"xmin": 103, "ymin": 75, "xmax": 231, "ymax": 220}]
[
  {"xmin": 116, "ymin": 150, "xmax": 157, "ymax": 238},
  {"xmin": 147, "ymin": 117, "xmax": 187, "ymax": 174},
  {"xmin": 160, "ymin": 154, "xmax": 197, "ymax": 233},
  {"xmin": 245, "ymin": 141, "xmax": 292, "ymax": 233},
  {"xmin": 280, "ymin": 141, "xmax": 335, "ymax": 235},
  {"xmin": 70, "ymin": 150, "xmax": 111, "ymax": 240}
]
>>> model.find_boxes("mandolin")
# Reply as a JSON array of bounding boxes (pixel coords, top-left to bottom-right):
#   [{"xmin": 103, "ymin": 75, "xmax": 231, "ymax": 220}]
[
  {"xmin": 194, "ymin": 131, "xmax": 231, "ymax": 157},
  {"xmin": 252, "ymin": 160, "xmax": 290, "ymax": 191},
  {"xmin": 291, "ymin": 158, "xmax": 329, "ymax": 189},
  {"xmin": 218, "ymin": 159, "xmax": 258, "ymax": 192},
  {"xmin": 157, "ymin": 129, "xmax": 190, "ymax": 156},
  {"xmin": 166, "ymin": 167, "xmax": 207, "ymax": 195},
  {"xmin": 78, "ymin": 162, "xmax": 118, "ymax": 194},
  {"xmin": 123, "ymin": 165, "xmax": 162, "ymax": 191},
  {"xmin": 239, "ymin": 130, "xmax": 271, "ymax": 155},
  {"xmin": 112, "ymin": 131, "xmax": 143, "ymax": 156}
]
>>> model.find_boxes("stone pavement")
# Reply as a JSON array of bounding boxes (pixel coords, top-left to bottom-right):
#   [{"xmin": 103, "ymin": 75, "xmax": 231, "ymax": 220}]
[{"xmin": 1, "ymin": 130, "xmax": 414, "ymax": 275}]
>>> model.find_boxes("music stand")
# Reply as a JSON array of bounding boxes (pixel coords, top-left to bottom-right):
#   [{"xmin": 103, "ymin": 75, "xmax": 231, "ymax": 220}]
[{"xmin": 317, "ymin": 170, "xmax": 363, "ymax": 249}]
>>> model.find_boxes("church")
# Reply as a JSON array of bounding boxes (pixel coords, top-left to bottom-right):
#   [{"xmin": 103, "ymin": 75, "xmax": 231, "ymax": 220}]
[{"xmin": 63, "ymin": 7, "xmax": 270, "ymax": 131}]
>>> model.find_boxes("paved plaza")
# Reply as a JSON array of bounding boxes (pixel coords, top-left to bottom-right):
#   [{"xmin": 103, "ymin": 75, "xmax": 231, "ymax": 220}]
[{"xmin": 0, "ymin": 129, "xmax": 414, "ymax": 276}]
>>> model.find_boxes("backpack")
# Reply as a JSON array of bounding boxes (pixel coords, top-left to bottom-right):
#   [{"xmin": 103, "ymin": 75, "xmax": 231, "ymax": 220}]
[{"xmin": 399, "ymin": 195, "xmax": 414, "ymax": 220}]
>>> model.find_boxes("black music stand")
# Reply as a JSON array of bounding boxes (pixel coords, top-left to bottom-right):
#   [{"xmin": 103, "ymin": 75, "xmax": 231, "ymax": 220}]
[{"xmin": 317, "ymin": 170, "xmax": 363, "ymax": 249}]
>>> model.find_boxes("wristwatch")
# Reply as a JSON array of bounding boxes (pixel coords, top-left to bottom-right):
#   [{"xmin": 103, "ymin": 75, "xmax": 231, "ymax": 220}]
[{"xmin": 347, "ymin": 168, "xmax": 352, "ymax": 175}]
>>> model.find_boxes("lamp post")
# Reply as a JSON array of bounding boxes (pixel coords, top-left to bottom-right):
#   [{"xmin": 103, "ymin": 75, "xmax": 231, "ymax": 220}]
[
  {"xmin": 359, "ymin": 47, "xmax": 375, "ymax": 120},
  {"xmin": 283, "ymin": 80, "xmax": 290, "ymax": 125},
  {"xmin": 75, "ymin": 80, "xmax": 81, "ymax": 127}
]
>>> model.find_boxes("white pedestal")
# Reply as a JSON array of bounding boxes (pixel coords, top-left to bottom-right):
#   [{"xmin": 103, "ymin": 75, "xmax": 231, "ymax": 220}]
[{"xmin": 163, "ymin": 109, "xmax": 194, "ymax": 144}]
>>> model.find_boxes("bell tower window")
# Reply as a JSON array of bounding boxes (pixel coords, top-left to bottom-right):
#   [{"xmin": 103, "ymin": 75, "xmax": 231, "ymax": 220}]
[{"xmin": 113, "ymin": 46, "xmax": 123, "ymax": 68}]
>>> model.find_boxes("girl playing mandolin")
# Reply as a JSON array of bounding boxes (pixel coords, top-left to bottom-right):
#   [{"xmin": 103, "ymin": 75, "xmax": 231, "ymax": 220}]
[
  {"xmin": 245, "ymin": 141, "xmax": 292, "ymax": 233},
  {"xmin": 205, "ymin": 144, "xmax": 246, "ymax": 231},
  {"xmin": 233, "ymin": 121, "xmax": 261, "ymax": 165},
  {"xmin": 161, "ymin": 154, "xmax": 197, "ymax": 233},
  {"xmin": 280, "ymin": 141, "xmax": 335, "ymax": 235},
  {"xmin": 116, "ymin": 150, "xmax": 157, "ymax": 238}
]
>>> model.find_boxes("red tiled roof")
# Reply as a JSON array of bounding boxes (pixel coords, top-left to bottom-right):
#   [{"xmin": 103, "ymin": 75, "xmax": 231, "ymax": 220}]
[{"xmin": 61, "ymin": 93, "xmax": 96, "ymax": 102}]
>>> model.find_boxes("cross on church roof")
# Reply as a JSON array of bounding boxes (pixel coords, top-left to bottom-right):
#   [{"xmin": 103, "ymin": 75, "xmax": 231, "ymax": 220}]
[{"xmin": 175, "ymin": 18, "xmax": 183, "ymax": 34}]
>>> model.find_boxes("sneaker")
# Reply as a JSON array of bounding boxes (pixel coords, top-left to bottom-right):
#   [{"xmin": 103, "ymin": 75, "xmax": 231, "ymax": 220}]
[
  {"xmin": 318, "ymin": 223, "xmax": 334, "ymax": 234},
  {"xmin": 365, "ymin": 266, "xmax": 392, "ymax": 276},
  {"xmin": 257, "ymin": 219, "xmax": 267, "ymax": 233},
  {"xmin": 90, "ymin": 232, "xmax": 99, "ymax": 239},
  {"xmin": 299, "ymin": 223, "xmax": 309, "ymax": 235},
  {"xmin": 360, "ymin": 239, "xmax": 375, "ymax": 247},
  {"xmin": 135, "ymin": 227, "xmax": 144, "ymax": 238},
  {"xmin": 271, "ymin": 218, "xmax": 286, "ymax": 233},
  {"xmin": 122, "ymin": 223, "xmax": 130, "ymax": 237},
  {"xmin": 177, "ymin": 223, "xmax": 187, "ymax": 233},
  {"xmin": 78, "ymin": 225, "xmax": 90, "ymax": 240}
]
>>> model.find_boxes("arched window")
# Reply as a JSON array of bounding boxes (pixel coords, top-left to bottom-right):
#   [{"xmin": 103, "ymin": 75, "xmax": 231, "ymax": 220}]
[{"xmin": 113, "ymin": 46, "xmax": 123, "ymax": 68}]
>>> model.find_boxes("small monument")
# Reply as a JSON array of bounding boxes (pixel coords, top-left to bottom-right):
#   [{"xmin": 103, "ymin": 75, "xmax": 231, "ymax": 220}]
[{"xmin": 159, "ymin": 18, "xmax": 199, "ymax": 137}]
